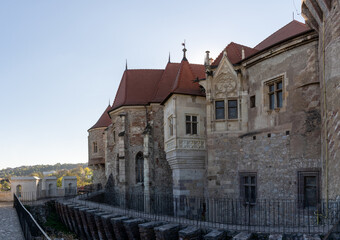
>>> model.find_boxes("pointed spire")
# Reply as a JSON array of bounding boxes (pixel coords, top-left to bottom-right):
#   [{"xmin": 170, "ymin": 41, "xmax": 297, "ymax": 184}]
[
  {"xmin": 109, "ymin": 99, "xmax": 111, "ymax": 106},
  {"xmin": 125, "ymin": 59, "xmax": 128, "ymax": 70},
  {"xmin": 168, "ymin": 52, "xmax": 171, "ymax": 63},
  {"xmin": 241, "ymin": 47, "xmax": 245, "ymax": 59},
  {"xmin": 182, "ymin": 41, "xmax": 187, "ymax": 61}
]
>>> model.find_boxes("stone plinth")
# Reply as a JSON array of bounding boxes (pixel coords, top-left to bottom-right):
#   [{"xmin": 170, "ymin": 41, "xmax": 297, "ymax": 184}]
[
  {"xmin": 203, "ymin": 230, "xmax": 226, "ymax": 240},
  {"xmin": 179, "ymin": 226, "xmax": 202, "ymax": 240},
  {"xmin": 138, "ymin": 221, "xmax": 164, "ymax": 240},
  {"xmin": 123, "ymin": 218, "xmax": 146, "ymax": 240},
  {"xmin": 111, "ymin": 216, "xmax": 130, "ymax": 240},
  {"xmin": 154, "ymin": 223, "xmax": 180, "ymax": 240}
]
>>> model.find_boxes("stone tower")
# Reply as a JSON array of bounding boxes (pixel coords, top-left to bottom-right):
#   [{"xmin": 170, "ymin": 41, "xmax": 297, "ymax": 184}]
[
  {"xmin": 302, "ymin": 0, "xmax": 340, "ymax": 199},
  {"xmin": 88, "ymin": 104, "xmax": 112, "ymax": 189}
]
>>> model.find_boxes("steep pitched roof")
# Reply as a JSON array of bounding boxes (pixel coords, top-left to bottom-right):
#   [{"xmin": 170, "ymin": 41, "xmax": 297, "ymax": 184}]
[
  {"xmin": 211, "ymin": 42, "xmax": 258, "ymax": 67},
  {"xmin": 160, "ymin": 59, "xmax": 205, "ymax": 104},
  {"xmin": 152, "ymin": 62, "xmax": 205, "ymax": 103},
  {"xmin": 89, "ymin": 104, "xmax": 112, "ymax": 130},
  {"xmin": 254, "ymin": 20, "xmax": 311, "ymax": 50},
  {"xmin": 111, "ymin": 69, "xmax": 164, "ymax": 110}
]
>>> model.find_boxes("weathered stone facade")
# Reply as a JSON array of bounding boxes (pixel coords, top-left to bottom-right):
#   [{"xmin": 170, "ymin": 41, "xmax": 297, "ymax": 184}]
[
  {"xmin": 88, "ymin": 5, "xmax": 339, "ymax": 209},
  {"xmin": 106, "ymin": 105, "xmax": 172, "ymax": 196},
  {"xmin": 302, "ymin": 0, "xmax": 340, "ymax": 200}
]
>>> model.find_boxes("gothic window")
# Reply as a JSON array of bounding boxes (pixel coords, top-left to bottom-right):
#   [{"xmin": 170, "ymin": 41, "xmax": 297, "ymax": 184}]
[
  {"xmin": 215, "ymin": 100, "xmax": 225, "ymax": 120},
  {"xmin": 185, "ymin": 115, "xmax": 198, "ymax": 135},
  {"xmin": 240, "ymin": 172, "xmax": 257, "ymax": 204},
  {"xmin": 298, "ymin": 170, "xmax": 320, "ymax": 208},
  {"xmin": 93, "ymin": 142, "xmax": 98, "ymax": 153},
  {"xmin": 168, "ymin": 116, "xmax": 174, "ymax": 137},
  {"xmin": 228, "ymin": 100, "xmax": 238, "ymax": 119},
  {"xmin": 136, "ymin": 152, "xmax": 144, "ymax": 183},
  {"xmin": 266, "ymin": 76, "xmax": 283, "ymax": 110}
]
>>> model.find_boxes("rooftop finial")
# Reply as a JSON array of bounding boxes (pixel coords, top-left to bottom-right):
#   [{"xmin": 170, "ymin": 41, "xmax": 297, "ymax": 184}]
[
  {"xmin": 125, "ymin": 59, "xmax": 128, "ymax": 70},
  {"xmin": 182, "ymin": 40, "xmax": 187, "ymax": 61},
  {"xmin": 168, "ymin": 52, "xmax": 171, "ymax": 63},
  {"xmin": 109, "ymin": 99, "xmax": 111, "ymax": 106}
]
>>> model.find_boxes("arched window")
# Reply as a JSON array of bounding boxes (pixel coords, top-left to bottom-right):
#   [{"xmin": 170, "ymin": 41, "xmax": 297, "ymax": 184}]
[
  {"xmin": 135, "ymin": 152, "xmax": 144, "ymax": 183},
  {"xmin": 16, "ymin": 185, "xmax": 22, "ymax": 198}
]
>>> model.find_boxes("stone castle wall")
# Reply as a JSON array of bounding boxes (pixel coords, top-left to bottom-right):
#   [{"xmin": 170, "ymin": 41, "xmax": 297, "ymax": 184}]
[{"xmin": 206, "ymin": 35, "xmax": 322, "ymax": 199}]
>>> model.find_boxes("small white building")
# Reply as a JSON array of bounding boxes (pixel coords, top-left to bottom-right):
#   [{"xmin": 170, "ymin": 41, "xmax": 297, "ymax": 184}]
[
  {"xmin": 11, "ymin": 176, "xmax": 41, "ymax": 201},
  {"xmin": 62, "ymin": 176, "xmax": 77, "ymax": 196}
]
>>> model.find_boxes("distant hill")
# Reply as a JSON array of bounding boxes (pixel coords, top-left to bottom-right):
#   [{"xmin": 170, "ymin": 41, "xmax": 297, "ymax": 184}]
[{"xmin": 0, "ymin": 163, "xmax": 87, "ymax": 178}]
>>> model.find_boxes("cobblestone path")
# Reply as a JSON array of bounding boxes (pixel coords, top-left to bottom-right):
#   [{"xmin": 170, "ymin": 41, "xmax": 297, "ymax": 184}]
[{"xmin": 0, "ymin": 202, "xmax": 25, "ymax": 240}]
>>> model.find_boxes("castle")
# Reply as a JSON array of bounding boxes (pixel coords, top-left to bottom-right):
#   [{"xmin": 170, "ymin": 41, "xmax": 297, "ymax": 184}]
[{"xmin": 88, "ymin": 0, "xmax": 340, "ymax": 210}]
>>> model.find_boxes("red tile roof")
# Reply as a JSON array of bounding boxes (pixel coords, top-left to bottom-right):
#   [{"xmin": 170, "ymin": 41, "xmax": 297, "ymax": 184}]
[
  {"xmin": 211, "ymin": 42, "xmax": 258, "ymax": 67},
  {"xmin": 254, "ymin": 20, "xmax": 310, "ymax": 50},
  {"xmin": 111, "ymin": 69, "xmax": 164, "ymax": 110},
  {"xmin": 152, "ymin": 62, "xmax": 205, "ymax": 103},
  {"xmin": 170, "ymin": 60, "xmax": 205, "ymax": 96},
  {"xmin": 89, "ymin": 104, "xmax": 112, "ymax": 130},
  {"xmin": 110, "ymin": 60, "xmax": 205, "ymax": 110}
]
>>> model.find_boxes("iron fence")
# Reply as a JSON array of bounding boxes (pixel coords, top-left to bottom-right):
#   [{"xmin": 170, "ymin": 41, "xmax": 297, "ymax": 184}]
[
  {"xmin": 82, "ymin": 191, "xmax": 340, "ymax": 234},
  {"xmin": 13, "ymin": 193, "xmax": 51, "ymax": 240}
]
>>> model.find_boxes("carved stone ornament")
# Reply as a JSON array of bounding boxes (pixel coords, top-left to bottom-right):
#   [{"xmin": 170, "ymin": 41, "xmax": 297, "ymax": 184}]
[{"xmin": 214, "ymin": 73, "xmax": 237, "ymax": 96}]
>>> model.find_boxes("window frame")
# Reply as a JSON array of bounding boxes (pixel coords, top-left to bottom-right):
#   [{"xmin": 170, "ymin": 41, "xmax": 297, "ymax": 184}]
[
  {"xmin": 93, "ymin": 142, "xmax": 98, "ymax": 153},
  {"xmin": 265, "ymin": 76, "xmax": 284, "ymax": 111},
  {"xmin": 135, "ymin": 152, "xmax": 144, "ymax": 184},
  {"xmin": 239, "ymin": 172, "xmax": 257, "ymax": 205},
  {"xmin": 168, "ymin": 115, "xmax": 174, "ymax": 137},
  {"xmin": 185, "ymin": 115, "xmax": 198, "ymax": 135},
  {"xmin": 227, "ymin": 99, "xmax": 238, "ymax": 120},
  {"xmin": 298, "ymin": 170, "xmax": 321, "ymax": 209},
  {"xmin": 215, "ymin": 100, "xmax": 225, "ymax": 120}
]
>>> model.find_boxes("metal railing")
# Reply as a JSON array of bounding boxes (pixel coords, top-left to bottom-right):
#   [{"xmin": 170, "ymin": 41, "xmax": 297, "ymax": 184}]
[
  {"xmin": 82, "ymin": 191, "xmax": 340, "ymax": 234},
  {"xmin": 13, "ymin": 193, "xmax": 51, "ymax": 240}
]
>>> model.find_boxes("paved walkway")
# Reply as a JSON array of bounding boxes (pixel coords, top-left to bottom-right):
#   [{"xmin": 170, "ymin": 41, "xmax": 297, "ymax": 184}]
[{"xmin": 0, "ymin": 202, "xmax": 25, "ymax": 240}]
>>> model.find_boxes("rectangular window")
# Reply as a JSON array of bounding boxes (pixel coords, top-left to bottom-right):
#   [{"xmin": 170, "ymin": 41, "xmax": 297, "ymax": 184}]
[
  {"xmin": 215, "ymin": 100, "xmax": 225, "ymax": 119},
  {"xmin": 240, "ymin": 172, "xmax": 257, "ymax": 204},
  {"xmin": 298, "ymin": 171, "xmax": 320, "ymax": 208},
  {"xmin": 168, "ymin": 116, "xmax": 174, "ymax": 136},
  {"xmin": 185, "ymin": 115, "xmax": 198, "ymax": 135},
  {"xmin": 228, "ymin": 100, "xmax": 238, "ymax": 119},
  {"xmin": 250, "ymin": 95, "xmax": 256, "ymax": 108},
  {"xmin": 267, "ymin": 77, "xmax": 283, "ymax": 110},
  {"xmin": 93, "ymin": 142, "xmax": 98, "ymax": 153}
]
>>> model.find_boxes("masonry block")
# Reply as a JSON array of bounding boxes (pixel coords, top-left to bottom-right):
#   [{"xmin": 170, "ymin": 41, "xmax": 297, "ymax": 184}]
[
  {"xmin": 269, "ymin": 234, "xmax": 283, "ymax": 240},
  {"xmin": 67, "ymin": 205, "xmax": 80, "ymax": 236},
  {"xmin": 86, "ymin": 209, "xmax": 104, "ymax": 240},
  {"xmin": 203, "ymin": 230, "xmax": 226, "ymax": 240},
  {"xmin": 154, "ymin": 223, "xmax": 180, "ymax": 240},
  {"xmin": 123, "ymin": 218, "xmax": 146, "ymax": 240},
  {"xmin": 233, "ymin": 232, "xmax": 252, "ymax": 240},
  {"xmin": 111, "ymin": 216, "xmax": 130, "ymax": 240},
  {"xmin": 79, "ymin": 208, "xmax": 93, "ymax": 240},
  {"xmin": 101, "ymin": 214, "xmax": 121, "ymax": 240},
  {"xmin": 73, "ymin": 206, "xmax": 89, "ymax": 240},
  {"xmin": 179, "ymin": 226, "xmax": 202, "ymax": 240},
  {"xmin": 138, "ymin": 221, "xmax": 164, "ymax": 240},
  {"xmin": 94, "ymin": 212, "xmax": 110, "ymax": 240},
  {"xmin": 303, "ymin": 234, "xmax": 321, "ymax": 240}
]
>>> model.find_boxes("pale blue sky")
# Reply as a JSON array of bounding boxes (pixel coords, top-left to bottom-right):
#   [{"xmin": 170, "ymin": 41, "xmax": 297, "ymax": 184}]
[{"xmin": 0, "ymin": 1, "xmax": 305, "ymax": 170}]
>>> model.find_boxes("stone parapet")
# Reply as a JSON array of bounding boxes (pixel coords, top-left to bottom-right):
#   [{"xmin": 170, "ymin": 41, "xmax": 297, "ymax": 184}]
[
  {"xmin": 203, "ymin": 230, "xmax": 226, "ymax": 240},
  {"xmin": 138, "ymin": 221, "xmax": 164, "ymax": 240},
  {"xmin": 154, "ymin": 223, "xmax": 180, "ymax": 240},
  {"xmin": 101, "ymin": 214, "xmax": 121, "ymax": 239},
  {"xmin": 111, "ymin": 216, "xmax": 130, "ymax": 240},
  {"xmin": 123, "ymin": 218, "xmax": 146, "ymax": 240},
  {"xmin": 179, "ymin": 226, "xmax": 202, "ymax": 240}
]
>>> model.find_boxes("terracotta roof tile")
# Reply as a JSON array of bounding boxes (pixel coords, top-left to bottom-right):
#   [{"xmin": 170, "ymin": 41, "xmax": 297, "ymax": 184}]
[
  {"xmin": 111, "ymin": 69, "xmax": 164, "ymax": 110},
  {"xmin": 211, "ymin": 42, "xmax": 258, "ymax": 67},
  {"xmin": 89, "ymin": 104, "xmax": 112, "ymax": 130},
  {"xmin": 254, "ymin": 20, "xmax": 310, "ymax": 50}
]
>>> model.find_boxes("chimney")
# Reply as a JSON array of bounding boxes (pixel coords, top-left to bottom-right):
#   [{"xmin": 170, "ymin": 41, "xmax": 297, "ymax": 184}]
[
  {"xmin": 204, "ymin": 51, "xmax": 210, "ymax": 66},
  {"xmin": 242, "ymin": 47, "xmax": 245, "ymax": 60}
]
